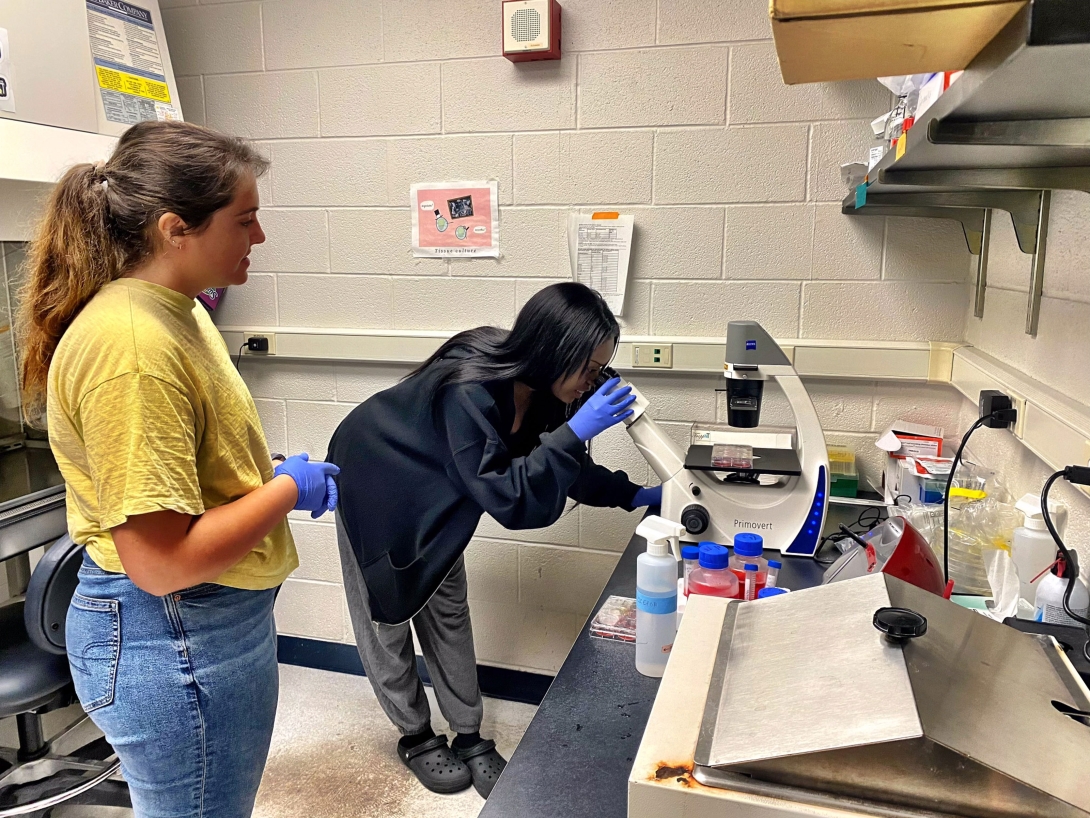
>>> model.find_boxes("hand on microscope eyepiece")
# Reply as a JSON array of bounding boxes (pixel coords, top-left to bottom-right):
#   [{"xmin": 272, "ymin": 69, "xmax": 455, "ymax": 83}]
[{"xmin": 567, "ymin": 376, "xmax": 636, "ymax": 442}]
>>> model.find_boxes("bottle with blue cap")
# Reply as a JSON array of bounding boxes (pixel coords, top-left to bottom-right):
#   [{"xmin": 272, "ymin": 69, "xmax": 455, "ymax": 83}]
[
  {"xmin": 634, "ymin": 516, "xmax": 684, "ymax": 678},
  {"xmin": 730, "ymin": 533, "xmax": 768, "ymax": 593},
  {"xmin": 687, "ymin": 542, "xmax": 739, "ymax": 599},
  {"xmin": 766, "ymin": 559, "xmax": 782, "ymax": 589},
  {"xmin": 680, "ymin": 544, "xmax": 700, "ymax": 595},
  {"xmin": 758, "ymin": 587, "xmax": 789, "ymax": 599}
]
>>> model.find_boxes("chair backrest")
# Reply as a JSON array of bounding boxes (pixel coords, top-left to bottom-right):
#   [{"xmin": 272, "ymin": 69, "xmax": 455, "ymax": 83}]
[{"xmin": 24, "ymin": 535, "xmax": 85, "ymax": 655}]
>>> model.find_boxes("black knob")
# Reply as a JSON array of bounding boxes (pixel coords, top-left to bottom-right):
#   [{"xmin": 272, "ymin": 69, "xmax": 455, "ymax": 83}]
[
  {"xmin": 691, "ymin": 485, "xmax": 701, "ymax": 497},
  {"xmin": 680, "ymin": 504, "xmax": 709, "ymax": 536},
  {"xmin": 873, "ymin": 607, "xmax": 927, "ymax": 642}
]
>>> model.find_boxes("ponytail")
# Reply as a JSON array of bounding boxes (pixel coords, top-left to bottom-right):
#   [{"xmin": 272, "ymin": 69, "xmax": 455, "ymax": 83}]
[
  {"xmin": 17, "ymin": 163, "xmax": 122, "ymax": 422},
  {"xmin": 16, "ymin": 120, "xmax": 269, "ymax": 424}
]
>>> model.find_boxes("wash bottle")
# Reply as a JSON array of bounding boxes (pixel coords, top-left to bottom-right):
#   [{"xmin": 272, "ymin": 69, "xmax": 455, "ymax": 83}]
[{"xmin": 635, "ymin": 516, "xmax": 684, "ymax": 678}]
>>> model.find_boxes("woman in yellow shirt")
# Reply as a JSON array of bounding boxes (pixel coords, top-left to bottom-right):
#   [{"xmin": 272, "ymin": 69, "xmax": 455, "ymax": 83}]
[{"xmin": 17, "ymin": 120, "xmax": 338, "ymax": 817}]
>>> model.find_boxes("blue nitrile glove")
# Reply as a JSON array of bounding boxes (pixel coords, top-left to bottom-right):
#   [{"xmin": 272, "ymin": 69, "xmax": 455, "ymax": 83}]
[
  {"xmin": 274, "ymin": 453, "xmax": 340, "ymax": 519},
  {"xmin": 567, "ymin": 376, "xmax": 637, "ymax": 442},
  {"xmin": 632, "ymin": 485, "xmax": 662, "ymax": 508}
]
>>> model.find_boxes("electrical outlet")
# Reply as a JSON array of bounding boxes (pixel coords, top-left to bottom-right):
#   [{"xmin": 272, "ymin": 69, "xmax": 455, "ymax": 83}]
[
  {"xmin": 244, "ymin": 333, "xmax": 275, "ymax": 355},
  {"xmin": 1083, "ymin": 440, "xmax": 1090, "ymax": 468},
  {"xmin": 1009, "ymin": 392, "xmax": 1026, "ymax": 438},
  {"xmin": 633, "ymin": 343, "xmax": 673, "ymax": 368}
]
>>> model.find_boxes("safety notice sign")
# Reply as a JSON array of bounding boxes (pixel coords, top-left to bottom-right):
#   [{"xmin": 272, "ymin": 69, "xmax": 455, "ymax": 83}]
[{"xmin": 86, "ymin": 0, "xmax": 177, "ymax": 124}]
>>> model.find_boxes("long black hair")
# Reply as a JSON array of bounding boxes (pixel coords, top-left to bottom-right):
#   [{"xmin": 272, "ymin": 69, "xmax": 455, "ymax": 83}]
[{"xmin": 408, "ymin": 282, "xmax": 620, "ymax": 402}]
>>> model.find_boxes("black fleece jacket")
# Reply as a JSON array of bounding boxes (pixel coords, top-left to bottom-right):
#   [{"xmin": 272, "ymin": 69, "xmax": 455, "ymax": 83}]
[{"xmin": 327, "ymin": 366, "xmax": 641, "ymax": 625}]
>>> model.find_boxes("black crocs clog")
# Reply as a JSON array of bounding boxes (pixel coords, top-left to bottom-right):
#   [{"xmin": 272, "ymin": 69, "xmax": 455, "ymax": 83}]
[
  {"xmin": 451, "ymin": 738, "xmax": 507, "ymax": 799},
  {"xmin": 397, "ymin": 734, "xmax": 472, "ymax": 794}
]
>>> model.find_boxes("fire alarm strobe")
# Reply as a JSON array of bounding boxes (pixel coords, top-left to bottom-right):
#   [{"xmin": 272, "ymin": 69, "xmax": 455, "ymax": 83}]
[{"xmin": 502, "ymin": 0, "xmax": 561, "ymax": 62}]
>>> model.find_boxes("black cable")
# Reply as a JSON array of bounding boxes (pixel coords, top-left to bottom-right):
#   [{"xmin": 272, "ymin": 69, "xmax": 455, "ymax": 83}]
[
  {"xmin": 1040, "ymin": 469, "xmax": 1090, "ymax": 664},
  {"xmin": 943, "ymin": 414, "xmax": 996, "ymax": 586},
  {"xmin": 235, "ymin": 343, "xmax": 246, "ymax": 372},
  {"xmin": 814, "ymin": 504, "xmax": 888, "ymax": 565}
]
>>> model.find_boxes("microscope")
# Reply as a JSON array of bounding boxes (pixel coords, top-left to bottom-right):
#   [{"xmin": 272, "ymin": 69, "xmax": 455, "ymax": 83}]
[{"xmin": 623, "ymin": 321, "xmax": 830, "ymax": 556}]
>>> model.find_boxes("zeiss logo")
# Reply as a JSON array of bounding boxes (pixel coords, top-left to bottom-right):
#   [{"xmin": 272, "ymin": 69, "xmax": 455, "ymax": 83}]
[{"xmin": 745, "ymin": 340, "xmax": 757, "ymax": 350}]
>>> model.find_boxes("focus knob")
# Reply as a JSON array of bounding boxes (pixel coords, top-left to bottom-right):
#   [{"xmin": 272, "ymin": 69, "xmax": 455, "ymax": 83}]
[
  {"xmin": 873, "ymin": 607, "xmax": 927, "ymax": 643},
  {"xmin": 680, "ymin": 504, "xmax": 709, "ymax": 536}
]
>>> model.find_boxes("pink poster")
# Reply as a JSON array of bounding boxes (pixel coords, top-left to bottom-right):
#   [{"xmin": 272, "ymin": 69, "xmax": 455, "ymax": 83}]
[{"xmin": 410, "ymin": 181, "xmax": 500, "ymax": 258}]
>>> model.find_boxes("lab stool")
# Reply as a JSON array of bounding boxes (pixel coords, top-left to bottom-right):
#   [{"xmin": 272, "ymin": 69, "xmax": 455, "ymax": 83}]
[{"xmin": 0, "ymin": 536, "xmax": 130, "ymax": 816}]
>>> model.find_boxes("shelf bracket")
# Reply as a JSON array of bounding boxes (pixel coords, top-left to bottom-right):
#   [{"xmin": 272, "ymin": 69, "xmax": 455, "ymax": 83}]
[
  {"xmin": 974, "ymin": 209, "xmax": 993, "ymax": 319},
  {"xmin": 1026, "ymin": 190, "xmax": 1051, "ymax": 337},
  {"xmin": 845, "ymin": 189, "xmax": 1046, "ymax": 254}
]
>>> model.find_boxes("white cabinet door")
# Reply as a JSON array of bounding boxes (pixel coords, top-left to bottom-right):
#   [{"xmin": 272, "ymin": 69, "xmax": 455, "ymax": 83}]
[{"xmin": 0, "ymin": 0, "xmax": 99, "ymax": 133}]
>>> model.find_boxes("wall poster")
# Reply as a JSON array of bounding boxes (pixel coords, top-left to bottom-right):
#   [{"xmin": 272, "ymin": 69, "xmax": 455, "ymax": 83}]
[{"xmin": 410, "ymin": 181, "xmax": 499, "ymax": 258}]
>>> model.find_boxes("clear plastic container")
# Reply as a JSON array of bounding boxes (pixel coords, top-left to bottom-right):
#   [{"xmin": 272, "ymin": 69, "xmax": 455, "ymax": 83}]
[
  {"xmin": 681, "ymin": 544, "xmax": 701, "ymax": 595},
  {"xmin": 1012, "ymin": 492, "xmax": 1068, "ymax": 606},
  {"xmin": 730, "ymin": 533, "xmax": 767, "ymax": 593},
  {"xmin": 636, "ymin": 535, "xmax": 680, "ymax": 678},
  {"xmin": 765, "ymin": 560, "xmax": 781, "ymax": 589},
  {"xmin": 919, "ymin": 477, "xmax": 946, "ymax": 505},
  {"xmin": 711, "ymin": 443, "xmax": 753, "ymax": 469},
  {"xmin": 1035, "ymin": 569, "xmax": 1089, "ymax": 627},
  {"xmin": 743, "ymin": 564, "xmax": 759, "ymax": 600},
  {"xmin": 688, "ymin": 543, "xmax": 740, "ymax": 599}
]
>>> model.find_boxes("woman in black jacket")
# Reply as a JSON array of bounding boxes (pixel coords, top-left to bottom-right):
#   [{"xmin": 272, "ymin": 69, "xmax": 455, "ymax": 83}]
[{"xmin": 327, "ymin": 283, "xmax": 659, "ymax": 798}]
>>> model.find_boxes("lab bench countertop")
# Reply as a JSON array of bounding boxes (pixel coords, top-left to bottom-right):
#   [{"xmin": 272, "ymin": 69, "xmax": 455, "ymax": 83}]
[{"xmin": 480, "ymin": 529, "xmax": 828, "ymax": 818}]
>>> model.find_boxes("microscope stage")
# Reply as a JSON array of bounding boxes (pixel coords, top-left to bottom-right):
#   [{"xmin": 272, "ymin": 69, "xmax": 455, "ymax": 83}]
[{"xmin": 683, "ymin": 445, "xmax": 803, "ymax": 477}]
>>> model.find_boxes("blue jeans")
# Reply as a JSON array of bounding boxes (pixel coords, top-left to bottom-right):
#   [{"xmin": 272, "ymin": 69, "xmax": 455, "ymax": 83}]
[{"xmin": 66, "ymin": 554, "xmax": 279, "ymax": 818}]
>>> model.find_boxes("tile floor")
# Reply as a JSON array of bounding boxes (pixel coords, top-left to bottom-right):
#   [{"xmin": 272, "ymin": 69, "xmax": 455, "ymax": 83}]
[
  {"xmin": 254, "ymin": 664, "xmax": 538, "ymax": 818},
  {"xmin": 0, "ymin": 664, "xmax": 537, "ymax": 818}
]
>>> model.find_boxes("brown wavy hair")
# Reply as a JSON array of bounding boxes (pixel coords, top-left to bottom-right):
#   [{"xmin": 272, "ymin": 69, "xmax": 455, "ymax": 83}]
[{"xmin": 16, "ymin": 120, "xmax": 268, "ymax": 423}]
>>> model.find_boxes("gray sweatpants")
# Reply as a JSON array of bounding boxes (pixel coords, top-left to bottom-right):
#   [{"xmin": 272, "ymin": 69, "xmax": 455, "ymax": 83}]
[{"xmin": 335, "ymin": 513, "xmax": 484, "ymax": 736}]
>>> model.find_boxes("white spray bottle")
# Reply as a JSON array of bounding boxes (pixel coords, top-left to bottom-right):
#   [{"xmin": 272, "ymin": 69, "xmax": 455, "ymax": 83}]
[{"xmin": 634, "ymin": 516, "xmax": 684, "ymax": 678}]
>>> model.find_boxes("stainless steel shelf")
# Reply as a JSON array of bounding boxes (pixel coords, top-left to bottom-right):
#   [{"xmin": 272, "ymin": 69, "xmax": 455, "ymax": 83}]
[{"xmin": 841, "ymin": 1, "xmax": 1090, "ymax": 335}]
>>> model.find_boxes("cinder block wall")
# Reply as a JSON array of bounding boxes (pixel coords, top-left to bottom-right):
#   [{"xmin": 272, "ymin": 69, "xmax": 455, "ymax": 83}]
[
  {"xmin": 161, "ymin": 0, "xmax": 979, "ymax": 673},
  {"xmin": 962, "ymin": 193, "xmax": 1090, "ymax": 556}
]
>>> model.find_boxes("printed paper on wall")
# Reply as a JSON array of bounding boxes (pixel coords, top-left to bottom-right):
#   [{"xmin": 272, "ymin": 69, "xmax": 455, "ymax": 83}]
[
  {"xmin": 410, "ymin": 181, "xmax": 499, "ymax": 258},
  {"xmin": 86, "ymin": 0, "xmax": 179, "ymax": 125}
]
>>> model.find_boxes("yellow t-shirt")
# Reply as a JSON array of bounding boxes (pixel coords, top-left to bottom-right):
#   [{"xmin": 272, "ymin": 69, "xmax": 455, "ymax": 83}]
[{"xmin": 47, "ymin": 278, "xmax": 297, "ymax": 590}]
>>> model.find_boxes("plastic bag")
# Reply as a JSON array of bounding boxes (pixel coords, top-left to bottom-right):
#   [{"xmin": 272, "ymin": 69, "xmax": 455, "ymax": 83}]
[
  {"xmin": 877, "ymin": 74, "xmax": 934, "ymax": 97},
  {"xmin": 891, "ymin": 456, "xmax": 1011, "ymax": 595},
  {"xmin": 982, "ymin": 548, "xmax": 1036, "ymax": 621}
]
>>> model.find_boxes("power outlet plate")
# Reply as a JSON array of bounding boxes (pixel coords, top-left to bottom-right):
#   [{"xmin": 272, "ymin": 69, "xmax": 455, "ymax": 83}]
[
  {"xmin": 1083, "ymin": 440, "xmax": 1090, "ymax": 468},
  {"xmin": 245, "ymin": 332, "xmax": 276, "ymax": 355},
  {"xmin": 633, "ymin": 343, "xmax": 673, "ymax": 368},
  {"xmin": 1009, "ymin": 392, "xmax": 1026, "ymax": 439}
]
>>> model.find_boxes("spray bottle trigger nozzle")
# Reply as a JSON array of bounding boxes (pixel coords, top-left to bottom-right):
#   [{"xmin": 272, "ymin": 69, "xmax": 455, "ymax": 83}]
[{"xmin": 635, "ymin": 515, "xmax": 686, "ymax": 561}]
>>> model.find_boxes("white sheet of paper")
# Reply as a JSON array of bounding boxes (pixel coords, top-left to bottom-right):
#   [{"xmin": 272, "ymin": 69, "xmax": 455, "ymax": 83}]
[
  {"xmin": 0, "ymin": 28, "xmax": 15, "ymax": 114},
  {"xmin": 567, "ymin": 213, "xmax": 633, "ymax": 315}
]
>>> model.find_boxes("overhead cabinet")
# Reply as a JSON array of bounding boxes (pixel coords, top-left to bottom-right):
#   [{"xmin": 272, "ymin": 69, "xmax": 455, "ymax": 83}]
[{"xmin": 0, "ymin": 0, "xmax": 180, "ymax": 238}]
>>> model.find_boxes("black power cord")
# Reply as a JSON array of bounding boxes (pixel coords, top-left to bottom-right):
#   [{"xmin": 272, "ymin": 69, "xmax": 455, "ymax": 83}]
[
  {"xmin": 942, "ymin": 414, "xmax": 997, "ymax": 587},
  {"xmin": 1040, "ymin": 466, "xmax": 1090, "ymax": 664},
  {"xmin": 814, "ymin": 504, "xmax": 886, "ymax": 566},
  {"xmin": 235, "ymin": 342, "xmax": 246, "ymax": 372}
]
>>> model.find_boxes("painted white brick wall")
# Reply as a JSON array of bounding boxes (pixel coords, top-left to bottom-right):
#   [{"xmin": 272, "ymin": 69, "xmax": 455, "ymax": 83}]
[
  {"xmin": 964, "ymin": 191, "xmax": 1090, "ymax": 562},
  {"xmin": 161, "ymin": 0, "xmax": 989, "ymax": 674}
]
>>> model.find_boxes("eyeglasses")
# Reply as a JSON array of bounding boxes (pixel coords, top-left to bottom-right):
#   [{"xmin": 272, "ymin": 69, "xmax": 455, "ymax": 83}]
[{"xmin": 581, "ymin": 359, "xmax": 612, "ymax": 382}]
